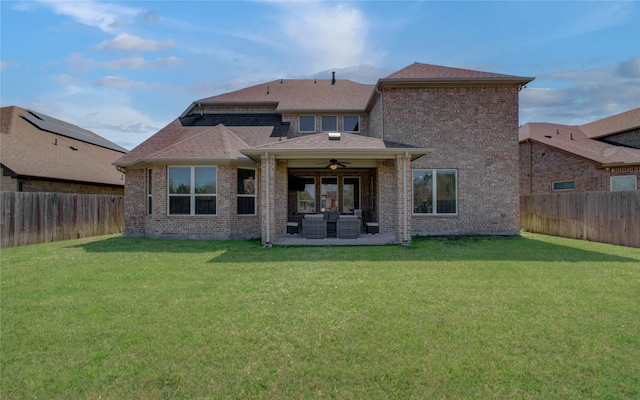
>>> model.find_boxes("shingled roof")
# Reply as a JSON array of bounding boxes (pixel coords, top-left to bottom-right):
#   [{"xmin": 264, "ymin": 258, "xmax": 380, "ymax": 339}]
[
  {"xmin": 380, "ymin": 62, "xmax": 534, "ymax": 84},
  {"xmin": 519, "ymin": 120, "xmax": 640, "ymax": 167},
  {"xmin": 579, "ymin": 108, "xmax": 640, "ymax": 139},
  {"xmin": 192, "ymin": 79, "xmax": 374, "ymax": 113},
  {"xmin": 240, "ymin": 132, "xmax": 431, "ymax": 161},
  {"xmin": 1, "ymin": 106, "xmax": 126, "ymax": 186},
  {"xmin": 114, "ymin": 118, "xmax": 285, "ymax": 167}
]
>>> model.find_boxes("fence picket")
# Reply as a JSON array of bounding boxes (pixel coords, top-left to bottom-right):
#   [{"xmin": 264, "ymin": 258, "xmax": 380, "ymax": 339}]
[
  {"xmin": 521, "ymin": 191, "xmax": 639, "ymax": 248},
  {"xmin": 0, "ymin": 192, "xmax": 124, "ymax": 248}
]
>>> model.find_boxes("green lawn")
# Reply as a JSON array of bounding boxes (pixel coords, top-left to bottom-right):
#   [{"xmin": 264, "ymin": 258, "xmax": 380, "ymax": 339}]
[{"xmin": 2, "ymin": 233, "xmax": 639, "ymax": 399}]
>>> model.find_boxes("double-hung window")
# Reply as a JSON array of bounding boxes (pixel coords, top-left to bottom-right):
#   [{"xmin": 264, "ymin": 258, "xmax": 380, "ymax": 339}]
[
  {"xmin": 237, "ymin": 168, "xmax": 256, "ymax": 215},
  {"xmin": 412, "ymin": 169, "xmax": 457, "ymax": 215},
  {"xmin": 299, "ymin": 116, "xmax": 315, "ymax": 133},
  {"xmin": 321, "ymin": 116, "xmax": 337, "ymax": 131},
  {"xmin": 168, "ymin": 166, "xmax": 217, "ymax": 215}
]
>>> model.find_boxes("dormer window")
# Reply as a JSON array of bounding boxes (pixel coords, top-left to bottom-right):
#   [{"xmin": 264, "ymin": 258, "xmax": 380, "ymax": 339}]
[{"xmin": 321, "ymin": 116, "xmax": 337, "ymax": 132}]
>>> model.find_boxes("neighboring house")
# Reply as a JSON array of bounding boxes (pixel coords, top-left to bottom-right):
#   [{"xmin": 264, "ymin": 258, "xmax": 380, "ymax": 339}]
[
  {"xmin": 1, "ymin": 106, "xmax": 127, "ymax": 195},
  {"xmin": 519, "ymin": 108, "xmax": 640, "ymax": 195},
  {"xmin": 115, "ymin": 62, "xmax": 534, "ymax": 244}
]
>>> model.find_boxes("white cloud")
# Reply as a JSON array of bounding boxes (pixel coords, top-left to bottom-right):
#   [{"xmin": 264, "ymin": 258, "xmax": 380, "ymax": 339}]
[
  {"xmin": 520, "ymin": 57, "xmax": 640, "ymax": 124},
  {"xmin": 36, "ymin": 0, "xmax": 138, "ymax": 32},
  {"xmin": 272, "ymin": 2, "xmax": 372, "ymax": 71},
  {"xmin": 96, "ymin": 33, "xmax": 176, "ymax": 52},
  {"xmin": 68, "ymin": 53, "xmax": 183, "ymax": 72}
]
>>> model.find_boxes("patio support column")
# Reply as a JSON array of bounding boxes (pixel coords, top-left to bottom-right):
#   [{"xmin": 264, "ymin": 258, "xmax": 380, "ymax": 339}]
[
  {"xmin": 260, "ymin": 152, "xmax": 276, "ymax": 246},
  {"xmin": 395, "ymin": 153, "xmax": 412, "ymax": 244}
]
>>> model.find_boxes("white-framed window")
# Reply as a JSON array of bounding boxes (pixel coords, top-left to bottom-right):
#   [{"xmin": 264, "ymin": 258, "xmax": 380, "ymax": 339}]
[
  {"xmin": 321, "ymin": 177, "xmax": 338, "ymax": 211},
  {"xmin": 168, "ymin": 166, "xmax": 217, "ymax": 215},
  {"xmin": 412, "ymin": 169, "xmax": 457, "ymax": 215},
  {"xmin": 342, "ymin": 177, "xmax": 360, "ymax": 213},
  {"xmin": 237, "ymin": 168, "xmax": 256, "ymax": 215},
  {"xmin": 299, "ymin": 116, "xmax": 315, "ymax": 132},
  {"xmin": 297, "ymin": 177, "xmax": 316, "ymax": 213},
  {"xmin": 343, "ymin": 116, "xmax": 360, "ymax": 132},
  {"xmin": 552, "ymin": 180, "xmax": 575, "ymax": 191},
  {"xmin": 146, "ymin": 168, "xmax": 153, "ymax": 215},
  {"xmin": 321, "ymin": 116, "xmax": 338, "ymax": 132},
  {"xmin": 610, "ymin": 175, "xmax": 637, "ymax": 191}
]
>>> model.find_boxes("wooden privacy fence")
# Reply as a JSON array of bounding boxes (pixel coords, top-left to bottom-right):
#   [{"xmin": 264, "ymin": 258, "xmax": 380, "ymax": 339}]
[
  {"xmin": 520, "ymin": 191, "xmax": 640, "ymax": 248},
  {"xmin": 1, "ymin": 192, "xmax": 124, "ymax": 248}
]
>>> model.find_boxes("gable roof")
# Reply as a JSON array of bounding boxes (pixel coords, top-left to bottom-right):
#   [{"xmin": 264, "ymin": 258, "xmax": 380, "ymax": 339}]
[
  {"xmin": 378, "ymin": 62, "xmax": 534, "ymax": 86},
  {"xmin": 519, "ymin": 121, "xmax": 640, "ymax": 167},
  {"xmin": 114, "ymin": 118, "xmax": 283, "ymax": 167},
  {"xmin": 189, "ymin": 79, "xmax": 374, "ymax": 114},
  {"xmin": 1, "ymin": 106, "xmax": 127, "ymax": 186},
  {"xmin": 579, "ymin": 108, "xmax": 640, "ymax": 139},
  {"xmin": 241, "ymin": 132, "xmax": 431, "ymax": 161}
]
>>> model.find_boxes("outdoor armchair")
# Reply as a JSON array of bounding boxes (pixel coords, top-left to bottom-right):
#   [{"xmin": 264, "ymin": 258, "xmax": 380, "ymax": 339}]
[
  {"xmin": 302, "ymin": 214, "xmax": 327, "ymax": 239},
  {"xmin": 337, "ymin": 215, "xmax": 360, "ymax": 239}
]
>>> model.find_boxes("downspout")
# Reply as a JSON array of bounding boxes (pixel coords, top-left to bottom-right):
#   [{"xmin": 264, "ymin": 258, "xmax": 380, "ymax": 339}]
[
  {"xmin": 375, "ymin": 86, "xmax": 384, "ymax": 140},
  {"xmin": 264, "ymin": 152, "xmax": 271, "ymax": 245},
  {"xmin": 403, "ymin": 151, "xmax": 408, "ymax": 243}
]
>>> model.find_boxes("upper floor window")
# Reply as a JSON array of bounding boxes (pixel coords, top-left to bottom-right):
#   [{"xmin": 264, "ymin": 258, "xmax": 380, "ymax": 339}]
[
  {"xmin": 168, "ymin": 166, "xmax": 217, "ymax": 215},
  {"xmin": 552, "ymin": 180, "xmax": 575, "ymax": 191},
  {"xmin": 343, "ymin": 116, "xmax": 360, "ymax": 132},
  {"xmin": 237, "ymin": 168, "xmax": 256, "ymax": 215},
  {"xmin": 321, "ymin": 116, "xmax": 338, "ymax": 132},
  {"xmin": 610, "ymin": 175, "xmax": 637, "ymax": 191},
  {"xmin": 299, "ymin": 116, "xmax": 315, "ymax": 132},
  {"xmin": 413, "ymin": 169, "xmax": 457, "ymax": 215}
]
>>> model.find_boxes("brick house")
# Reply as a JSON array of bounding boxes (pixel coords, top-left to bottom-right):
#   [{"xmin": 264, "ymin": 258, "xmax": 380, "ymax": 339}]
[
  {"xmin": 1, "ymin": 106, "xmax": 127, "ymax": 195},
  {"xmin": 519, "ymin": 108, "xmax": 640, "ymax": 195},
  {"xmin": 115, "ymin": 62, "xmax": 533, "ymax": 244}
]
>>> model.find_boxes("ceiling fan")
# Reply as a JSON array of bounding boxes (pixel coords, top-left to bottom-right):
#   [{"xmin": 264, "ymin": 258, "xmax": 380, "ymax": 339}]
[{"xmin": 324, "ymin": 159, "xmax": 350, "ymax": 170}]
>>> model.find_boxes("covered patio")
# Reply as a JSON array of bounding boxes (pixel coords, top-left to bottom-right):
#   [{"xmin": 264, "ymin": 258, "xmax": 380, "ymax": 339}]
[{"xmin": 241, "ymin": 132, "xmax": 431, "ymax": 246}]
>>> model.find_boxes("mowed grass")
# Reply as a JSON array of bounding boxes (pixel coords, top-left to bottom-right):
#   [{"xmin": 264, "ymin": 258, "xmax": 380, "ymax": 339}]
[{"xmin": 2, "ymin": 233, "xmax": 639, "ymax": 399}]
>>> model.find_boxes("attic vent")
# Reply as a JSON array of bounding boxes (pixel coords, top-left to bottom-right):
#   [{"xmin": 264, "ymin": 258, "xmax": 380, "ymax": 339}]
[{"xmin": 328, "ymin": 132, "xmax": 341, "ymax": 140}]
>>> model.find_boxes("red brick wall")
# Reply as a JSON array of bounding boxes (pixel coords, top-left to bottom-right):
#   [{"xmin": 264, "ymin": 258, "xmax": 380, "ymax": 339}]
[
  {"xmin": 382, "ymin": 86, "xmax": 522, "ymax": 235},
  {"xmin": 124, "ymin": 164, "xmax": 260, "ymax": 239},
  {"xmin": 520, "ymin": 141, "xmax": 640, "ymax": 194},
  {"xmin": 19, "ymin": 178, "xmax": 122, "ymax": 195}
]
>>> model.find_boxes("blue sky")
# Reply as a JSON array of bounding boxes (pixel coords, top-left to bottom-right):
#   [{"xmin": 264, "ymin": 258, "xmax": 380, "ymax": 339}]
[{"xmin": 1, "ymin": 0, "xmax": 639, "ymax": 150}]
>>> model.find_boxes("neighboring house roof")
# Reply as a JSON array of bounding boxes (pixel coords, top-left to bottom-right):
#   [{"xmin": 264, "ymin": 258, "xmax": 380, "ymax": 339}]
[
  {"xmin": 190, "ymin": 79, "xmax": 374, "ymax": 114},
  {"xmin": 1, "ymin": 106, "xmax": 127, "ymax": 186},
  {"xmin": 579, "ymin": 108, "xmax": 640, "ymax": 139},
  {"xmin": 115, "ymin": 118, "xmax": 281, "ymax": 166},
  {"xmin": 519, "ymin": 120, "xmax": 640, "ymax": 167}
]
